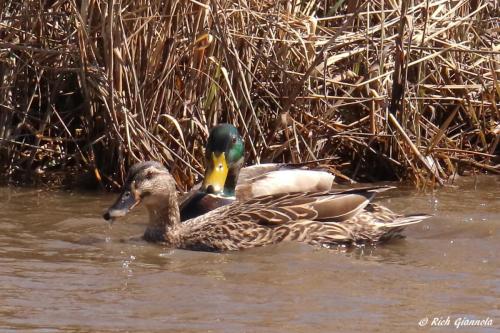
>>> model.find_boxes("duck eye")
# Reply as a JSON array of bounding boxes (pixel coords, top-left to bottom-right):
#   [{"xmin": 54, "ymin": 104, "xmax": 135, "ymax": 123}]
[
  {"xmin": 123, "ymin": 191, "xmax": 130, "ymax": 199},
  {"xmin": 231, "ymin": 136, "xmax": 237, "ymax": 144},
  {"xmin": 145, "ymin": 172, "xmax": 154, "ymax": 180}
]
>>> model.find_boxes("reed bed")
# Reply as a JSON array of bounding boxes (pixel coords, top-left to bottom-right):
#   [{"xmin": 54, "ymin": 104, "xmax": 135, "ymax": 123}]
[{"xmin": 0, "ymin": 0, "xmax": 499, "ymax": 189}]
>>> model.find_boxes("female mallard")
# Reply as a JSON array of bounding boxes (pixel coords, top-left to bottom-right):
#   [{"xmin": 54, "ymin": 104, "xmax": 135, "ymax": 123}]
[
  {"xmin": 103, "ymin": 161, "xmax": 431, "ymax": 251},
  {"xmin": 180, "ymin": 123, "xmax": 336, "ymax": 220}
]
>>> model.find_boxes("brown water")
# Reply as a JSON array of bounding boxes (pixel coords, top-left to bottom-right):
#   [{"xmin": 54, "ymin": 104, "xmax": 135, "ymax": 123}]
[{"xmin": 0, "ymin": 176, "xmax": 499, "ymax": 332}]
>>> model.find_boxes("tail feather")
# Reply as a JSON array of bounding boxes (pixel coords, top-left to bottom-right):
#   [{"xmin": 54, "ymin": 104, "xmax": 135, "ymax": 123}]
[{"xmin": 385, "ymin": 214, "xmax": 432, "ymax": 228}]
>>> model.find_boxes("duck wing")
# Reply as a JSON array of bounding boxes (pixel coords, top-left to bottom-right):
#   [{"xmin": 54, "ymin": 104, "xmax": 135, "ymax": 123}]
[
  {"xmin": 236, "ymin": 165, "xmax": 336, "ymax": 201},
  {"xmin": 237, "ymin": 186, "xmax": 392, "ymax": 225}
]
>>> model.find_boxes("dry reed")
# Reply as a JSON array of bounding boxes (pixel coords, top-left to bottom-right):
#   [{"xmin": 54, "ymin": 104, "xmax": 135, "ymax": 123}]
[{"xmin": 0, "ymin": 0, "xmax": 499, "ymax": 189}]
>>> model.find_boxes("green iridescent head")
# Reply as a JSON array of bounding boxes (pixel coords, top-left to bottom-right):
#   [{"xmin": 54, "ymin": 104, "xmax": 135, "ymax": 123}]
[{"xmin": 202, "ymin": 124, "xmax": 244, "ymax": 196}]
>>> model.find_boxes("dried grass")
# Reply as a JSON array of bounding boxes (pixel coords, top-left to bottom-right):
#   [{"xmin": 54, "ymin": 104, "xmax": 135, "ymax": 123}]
[{"xmin": 0, "ymin": 0, "xmax": 499, "ymax": 189}]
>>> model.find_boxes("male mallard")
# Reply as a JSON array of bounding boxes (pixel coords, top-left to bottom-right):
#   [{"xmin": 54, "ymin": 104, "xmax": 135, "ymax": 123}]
[
  {"xmin": 103, "ymin": 161, "xmax": 431, "ymax": 251},
  {"xmin": 180, "ymin": 124, "xmax": 336, "ymax": 220}
]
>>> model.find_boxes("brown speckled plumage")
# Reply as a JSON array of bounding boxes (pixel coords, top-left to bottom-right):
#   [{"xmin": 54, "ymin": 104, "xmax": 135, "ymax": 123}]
[{"xmin": 104, "ymin": 162, "xmax": 432, "ymax": 251}]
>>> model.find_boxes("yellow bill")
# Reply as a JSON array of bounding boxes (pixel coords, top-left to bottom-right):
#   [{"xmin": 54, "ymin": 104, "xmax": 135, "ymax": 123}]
[{"xmin": 202, "ymin": 152, "xmax": 228, "ymax": 193}]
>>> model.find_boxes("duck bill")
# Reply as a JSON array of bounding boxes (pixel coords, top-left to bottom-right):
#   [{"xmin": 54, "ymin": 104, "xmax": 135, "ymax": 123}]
[
  {"xmin": 103, "ymin": 189, "xmax": 140, "ymax": 222},
  {"xmin": 202, "ymin": 152, "xmax": 228, "ymax": 193}
]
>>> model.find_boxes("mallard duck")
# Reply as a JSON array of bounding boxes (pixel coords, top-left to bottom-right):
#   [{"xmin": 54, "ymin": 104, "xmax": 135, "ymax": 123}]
[
  {"xmin": 180, "ymin": 123, "xmax": 336, "ymax": 220},
  {"xmin": 103, "ymin": 161, "xmax": 431, "ymax": 251}
]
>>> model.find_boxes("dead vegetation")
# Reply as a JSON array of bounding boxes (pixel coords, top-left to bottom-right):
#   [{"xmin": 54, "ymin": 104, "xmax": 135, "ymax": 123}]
[{"xmin": 0, "ymin": 0, "xmax": 499, "ymax": 189}]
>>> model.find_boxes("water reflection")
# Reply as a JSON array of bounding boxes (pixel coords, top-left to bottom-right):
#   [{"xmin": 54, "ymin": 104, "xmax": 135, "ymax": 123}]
[{"xmin": 0, "ymin": 176, "xmax": 499, "ymax": 332}]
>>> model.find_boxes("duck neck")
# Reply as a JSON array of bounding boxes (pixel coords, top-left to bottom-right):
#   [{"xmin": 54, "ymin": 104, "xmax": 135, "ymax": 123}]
[
  {"xmin": 223, "ymin": 170, "xmax": 237, "ymax": 197},
  {"xmin": 143, "ymin": 194, "xmax": 180, "ymax": 243},
  {"xmin": 223, "ymin": 163, "xmax": 242, "ymax": 197}
]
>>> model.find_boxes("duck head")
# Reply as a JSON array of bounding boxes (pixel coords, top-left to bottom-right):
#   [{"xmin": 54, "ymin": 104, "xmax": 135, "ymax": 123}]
[
  {"xmin": 202, "ymin": 124, "xmax": 244, "ymax": 196},
  {"xmin": 103, "ymin": 161, "xmax": 177, "ymax": 222}
]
